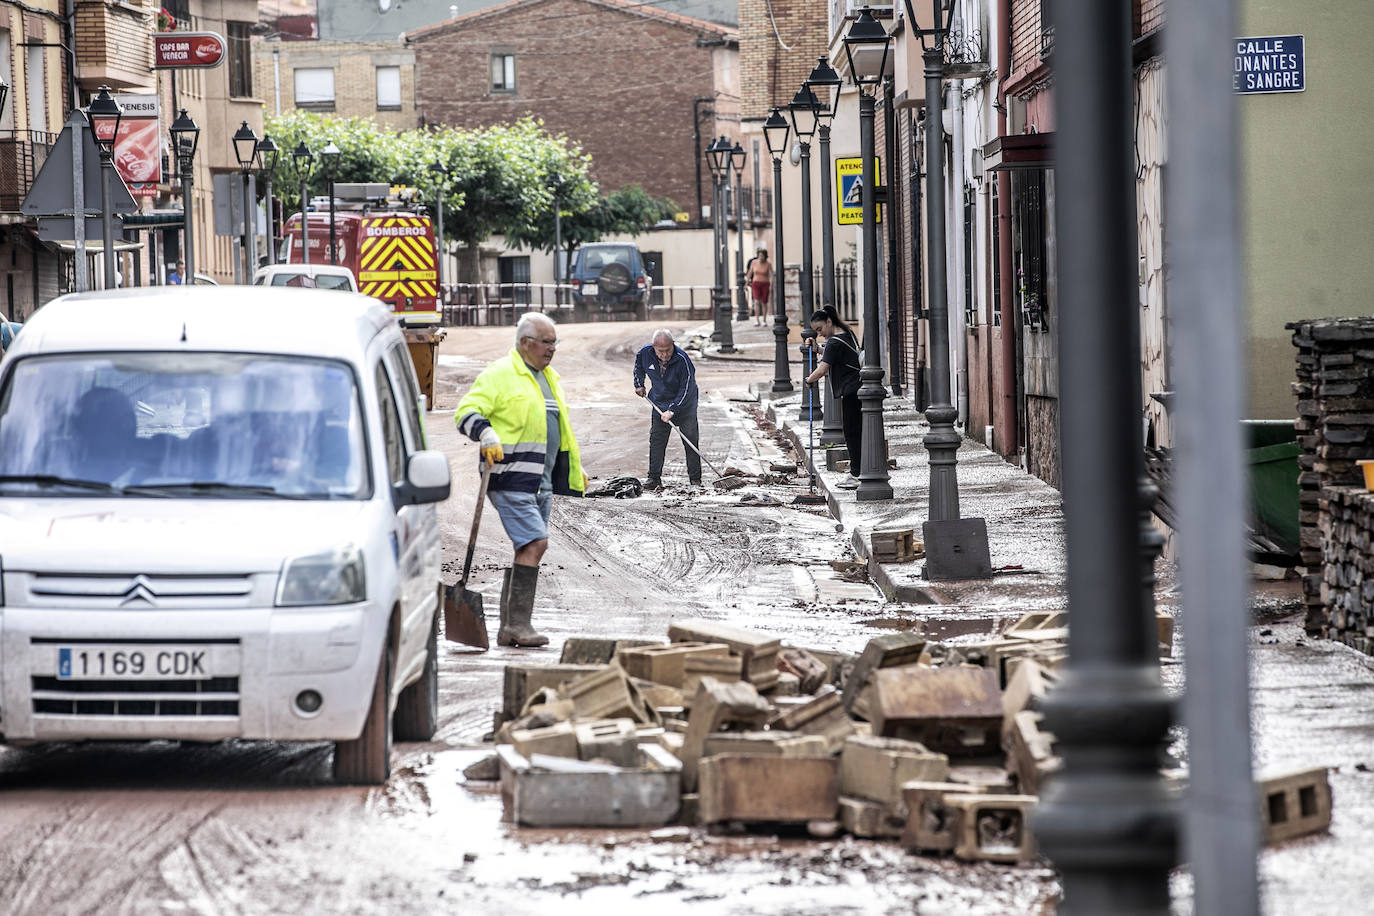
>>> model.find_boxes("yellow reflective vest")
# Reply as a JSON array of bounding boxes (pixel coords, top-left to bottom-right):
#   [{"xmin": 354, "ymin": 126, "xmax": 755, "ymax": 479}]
[{"xmin": 455, "ymin": 349, "xmax": 585, "ymax": 495}]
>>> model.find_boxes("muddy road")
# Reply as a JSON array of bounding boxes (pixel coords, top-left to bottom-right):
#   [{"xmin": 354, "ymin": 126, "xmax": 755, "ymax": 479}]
[{"xmin": 0, "ymin": 320, "xmax": 1057, "ymax": 914}]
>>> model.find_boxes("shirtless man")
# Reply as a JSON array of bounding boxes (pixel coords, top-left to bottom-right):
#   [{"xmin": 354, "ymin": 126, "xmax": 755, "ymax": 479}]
[{"xmin": 747, "ymin": 247, "xmax": 772, "ymax": 326}]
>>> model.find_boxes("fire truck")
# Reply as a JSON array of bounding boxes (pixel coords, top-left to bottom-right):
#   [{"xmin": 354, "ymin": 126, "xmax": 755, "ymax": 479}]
[
  {"xmin": 280, "ymin": 183, "xmax": 441, "ymax": 326},
  {"xmin": 280, "ymin": 183, "xmax": 445, "ymax": 403}
]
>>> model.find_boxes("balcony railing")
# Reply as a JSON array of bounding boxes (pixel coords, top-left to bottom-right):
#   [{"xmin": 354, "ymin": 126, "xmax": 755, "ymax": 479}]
[{"xmin": 0, "ymin": 130, "xmax": 60, "ymax": 212}]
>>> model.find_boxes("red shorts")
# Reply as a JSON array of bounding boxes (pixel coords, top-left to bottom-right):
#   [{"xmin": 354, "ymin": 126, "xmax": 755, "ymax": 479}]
[{"xmin": 750, "ymin": 280, "xmax": 771, "ymax": 304}]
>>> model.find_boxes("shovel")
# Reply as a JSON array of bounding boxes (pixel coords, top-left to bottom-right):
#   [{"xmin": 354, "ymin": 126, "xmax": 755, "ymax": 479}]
[{"xmin": 443, "ymin": 463, "xmax": 492, "ymax": 650}]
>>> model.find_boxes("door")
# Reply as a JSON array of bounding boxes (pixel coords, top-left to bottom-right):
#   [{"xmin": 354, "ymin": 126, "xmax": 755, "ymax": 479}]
[{"xmin": 642, "ymin": 250, "xmax": 664, "ymax": 305}]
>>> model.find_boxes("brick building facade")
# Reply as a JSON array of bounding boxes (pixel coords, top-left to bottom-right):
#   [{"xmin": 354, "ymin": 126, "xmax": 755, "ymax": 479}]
[
  {"xmin": 407, "ymin": 0, "xmax": 738, "ymax": 220},
  {"xmin": 253, "ymin": 39, "xmax": 419, "ymax": 130},
  {"xmin": 738, "ymin": 0, "xmax": 829, "ymax": 122}
]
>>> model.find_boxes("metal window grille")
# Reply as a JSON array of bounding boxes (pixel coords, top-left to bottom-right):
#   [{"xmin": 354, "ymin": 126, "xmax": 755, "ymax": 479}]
[
  {"xmin": 991, "ymin": 178, "xmax": 1001, "ymax": 326},
  {"xmin": 963, "ymin": 184, "xmax": 977, "ymax": 327},
  {"xmin": 1013, "ymin": 169, "xmax": 1049, "ymax": 332}
]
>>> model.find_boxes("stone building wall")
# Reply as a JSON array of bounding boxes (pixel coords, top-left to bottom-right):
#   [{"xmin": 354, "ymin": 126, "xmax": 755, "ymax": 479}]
[{"xmin": 1319, "ymin": 486, "xmax": 1374, "ymax": 656}]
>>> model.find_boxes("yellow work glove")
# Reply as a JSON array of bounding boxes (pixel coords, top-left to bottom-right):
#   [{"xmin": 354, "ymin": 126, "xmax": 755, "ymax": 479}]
[{"xmin": 479, "ymin": 427, "xmax": 504, "ymax": 467}]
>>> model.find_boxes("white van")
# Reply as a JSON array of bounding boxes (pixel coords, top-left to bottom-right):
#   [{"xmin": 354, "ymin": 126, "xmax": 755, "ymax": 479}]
[
  {"xmin": 253, "ymin": 263, "xmax": 359, "ymax": 292},
  {"xmin": 0, "ymin": 287, "xmax": 449, "ymax": 784}
]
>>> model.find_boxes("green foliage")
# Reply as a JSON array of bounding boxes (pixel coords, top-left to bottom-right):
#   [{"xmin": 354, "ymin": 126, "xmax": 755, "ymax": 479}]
[
  {"xmin": 263, "ymin": 113, "xmax": 601, "ymax": 251},
  {"xmin": 511, "ymin": 183, "xmax": 678, "ymax": 256}
]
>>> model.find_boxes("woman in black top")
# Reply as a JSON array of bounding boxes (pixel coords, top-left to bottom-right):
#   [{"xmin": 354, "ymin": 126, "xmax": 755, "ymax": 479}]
[{"xmin": 804, "ymin": 306, "xmax": 863, "ymax": 488}]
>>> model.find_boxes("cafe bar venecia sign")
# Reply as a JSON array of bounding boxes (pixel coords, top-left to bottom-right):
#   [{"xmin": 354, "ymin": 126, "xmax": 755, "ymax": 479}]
[{"xmin": 1234, "ymin": 34, "xmax": 1305, "ymax": 94}]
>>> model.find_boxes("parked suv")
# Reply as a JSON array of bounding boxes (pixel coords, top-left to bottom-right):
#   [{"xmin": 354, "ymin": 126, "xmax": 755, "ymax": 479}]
[{"xmin": 568, "ymin": 243, "xmax": 653, "ymax": 321}]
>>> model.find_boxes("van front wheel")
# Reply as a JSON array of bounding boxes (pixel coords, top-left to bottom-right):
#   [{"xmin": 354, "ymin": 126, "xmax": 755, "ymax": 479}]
[
  {"xmin": 334, "ymin": 648, "xmax": 393, "ymax": 785},
  {"xmin": 393, "ymin": 610, "xmax": 439, "ymax": 741}
]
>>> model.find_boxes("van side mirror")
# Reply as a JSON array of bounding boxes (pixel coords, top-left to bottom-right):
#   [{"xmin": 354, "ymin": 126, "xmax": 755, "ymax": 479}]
[{"xmin": 395, "ymin": 449, "xmax": 450, "ymax": 505}]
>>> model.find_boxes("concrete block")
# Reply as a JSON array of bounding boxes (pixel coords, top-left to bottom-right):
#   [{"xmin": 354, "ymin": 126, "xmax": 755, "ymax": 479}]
[
  {"xmin": 497, "ymin": 743, "xmax": 682, "ymax": 828},
  {"xmin": 678, "ymin": 792, "xmax": 699, "ymax": 825},
  {"xmin": 681, "ymin": 654, "xmax": 745, "ymax": 703},
  {"xmin": 946, "ymin": 794, "xmax": 1037, "ymax": 863},
  {"xmin": 839, "ymin": 735, "xmax": 950, "ymax": 806},
  {"xmin": 575, "ymin": 718, "xmax": 640, "ymax": 767},
  {"xmin": 668, "ymin": 617, "xmax": 781, "ymax": 658},
  {"xmin": 770, "ymin": 686, "xmax": 856, "ymax": 752},
  {"xmin": 635, "ymin": 681, "xmax": 685, "ymax": 711},
  {"xmin": 1005, "ymin": 711, "xmax": 1060, "ymax": 795},
  {"xmin": 559, "ymin": 637, "xmax": 663, "ymax": 665},
  {"xmin": 870, "ymin": 528, "xmax": 920, "ymax": 563},
  {"xmin": 900, "ymin": 781, "xmax": 977, "ymax": 852},
  {"xmin": 825, "ymin": 447, "xmax": 849, "ymax": 470},
  {"xmin": 842, "ymin": 633, "xmax": 928, "ymax": 715},
  {"xmin": 948, "ymin": 764, "xmax": 1016, "ymax": 795},
  {"xmin": 702, "ymin": 731, "xmax": 829, "ymax": 759},
  {"xmin": 562, "ymin": 663, "xmax": 660, "ymax": 725},
  {"xmin": 1001, "ymin": 658, "xmax": 1058, "ymax": 740},
  {"xmin": 1258, "ymin": 766, "xmax": 1332, "ymax": 845},
  {"xmin": 767, "ymin": 671, "xmax": 800, "ymax": 696},
  {"xmin": 510, "ymin": 721, "xmax": 579, "ymax": 760},
  {"xmin": 839, "ymin": 795, "xmax": 906, "ymax": 838},
  {"xmin": 680, "ymin": 677, "xmax": 774, "ymax": 791},
  {"xmin": 1003, "ymin": 611, "xmax": 1066, "ymax": 635},
  {"xmin": 870, "ymin": 666, "xmax": 1003, "ymax": 756},
  {"xmin": 619, "ymin": 641, "xmax": 731, "ymax": 687},
  {"xmin": 698, "ymin": 755, "xmax": 839, "ymax": 824},
  {"xmin": 658, "ymin": 731, "xmax": 685, "ymax": 757},
  {"xmin": 777, "ymin": 647, "xmax": 829, "ymax": 693},
  {"xmin": 502, "ymin": 663, "xmax": 602, "ymax": 719}
]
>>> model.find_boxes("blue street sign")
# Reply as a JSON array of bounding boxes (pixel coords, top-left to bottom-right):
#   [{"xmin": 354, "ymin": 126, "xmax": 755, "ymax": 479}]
[{"xmin": 1234, "ymin": 35, "xmax": 1305, "ymax": 94}]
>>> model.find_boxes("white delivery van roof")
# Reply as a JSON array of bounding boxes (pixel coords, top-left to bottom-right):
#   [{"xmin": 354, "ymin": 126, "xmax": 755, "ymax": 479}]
[{"xmin": 6, "ymin": 287, "xmax": 397, "ymax": 363}]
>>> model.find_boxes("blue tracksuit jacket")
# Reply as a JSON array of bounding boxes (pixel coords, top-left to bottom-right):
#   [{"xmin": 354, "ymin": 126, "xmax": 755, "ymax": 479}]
[{"xmin": 633, "ymin": 344, "xmax": 699, "ymax": 414}]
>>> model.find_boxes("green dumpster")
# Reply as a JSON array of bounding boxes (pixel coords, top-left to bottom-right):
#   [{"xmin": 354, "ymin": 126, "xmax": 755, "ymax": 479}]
[{"xmin": 1244, "ymin": 420, "xmax": 1300, "ymax": 557}]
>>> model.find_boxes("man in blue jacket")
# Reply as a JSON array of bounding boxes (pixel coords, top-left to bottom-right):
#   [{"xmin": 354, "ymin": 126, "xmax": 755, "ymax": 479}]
[{"xmin": 633, "ymin": 329, "xmax": 700, "ymax": 489}]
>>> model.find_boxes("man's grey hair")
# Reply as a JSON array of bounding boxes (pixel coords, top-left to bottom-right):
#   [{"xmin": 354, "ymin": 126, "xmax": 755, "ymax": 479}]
[
  {"xmin": 516, "ymin": 312, "xmax": 556, "ymax": 344},
  {"xmin": 652, "ymin": 329, "xmax": 674, "ymax": 345}
]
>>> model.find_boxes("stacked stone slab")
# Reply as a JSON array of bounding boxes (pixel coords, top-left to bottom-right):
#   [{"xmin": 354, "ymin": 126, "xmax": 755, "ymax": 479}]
[
  {"xmin": 1288, "ymin": 317, "xmax": 1374, "ymax": 636},
  {"xmin": 1318, "ymin": 486, "xmax": 1374, "ymax": 656}
]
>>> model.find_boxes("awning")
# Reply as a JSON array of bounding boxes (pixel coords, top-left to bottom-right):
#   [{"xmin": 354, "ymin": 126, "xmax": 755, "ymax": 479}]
[
  {"xmin": 121, "ymin": 211, "xmax": 185, "ymax": 229},
  {"xmin": 983, "ymin": 132, "xmax": 1055, "ymax": 172},
  {"xmin": 45, "ymin": 238, "xmax": 145, "ymax": 253}
]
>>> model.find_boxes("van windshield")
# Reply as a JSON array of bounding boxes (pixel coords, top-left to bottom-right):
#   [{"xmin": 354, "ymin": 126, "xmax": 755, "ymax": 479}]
[{"xmin": 0, "ymin": 353, "xmax": 369, "ymax": 499}]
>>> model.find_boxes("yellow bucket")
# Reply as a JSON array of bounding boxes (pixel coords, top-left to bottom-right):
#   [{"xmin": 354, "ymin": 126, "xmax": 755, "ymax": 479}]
[{"xmin": 1359, "ymin": 459, "xmax": 1374, "ymax": 490}]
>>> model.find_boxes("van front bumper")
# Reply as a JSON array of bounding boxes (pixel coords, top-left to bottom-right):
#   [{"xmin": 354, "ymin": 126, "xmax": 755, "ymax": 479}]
[{"xmin": 0, "ymin": 606, "xmax": 383, "ymax": 744}]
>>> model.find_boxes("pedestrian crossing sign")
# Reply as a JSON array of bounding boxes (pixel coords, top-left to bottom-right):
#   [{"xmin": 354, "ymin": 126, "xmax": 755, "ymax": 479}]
[{"xmin": 835, "ymin": 157, "xmax": 881, "ymax": 225}]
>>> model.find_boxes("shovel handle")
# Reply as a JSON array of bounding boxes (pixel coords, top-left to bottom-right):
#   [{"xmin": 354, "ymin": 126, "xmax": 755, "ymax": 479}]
[{"xmin": 459, "ymin": 462, "xmax": 491, "ymax": 589}]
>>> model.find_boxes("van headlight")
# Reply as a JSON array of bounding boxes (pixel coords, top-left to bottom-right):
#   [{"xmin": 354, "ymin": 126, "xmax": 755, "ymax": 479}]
[{"xmin": 276, "ymin": 547, "xmax": 366, "ymax": 607}]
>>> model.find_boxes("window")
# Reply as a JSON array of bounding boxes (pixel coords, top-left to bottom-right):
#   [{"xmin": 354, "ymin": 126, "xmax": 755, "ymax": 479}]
[
  {"xmin": 990, "ymin": 179, "xmax": 1002, "ymax": 327},
  {"xmin": 227, "ymin": 22, "xmax": 253, "ymax": 98},
  {"xmin": 963, "ymin": 185, "xmax": 977, "ymax": 327},
  {"xmin": 376, "ymin": 66, "xmax": 401, "ymax": 110},
  {"xmin": 0, "ymin": 30, "xmax": 11, "ymax": 131},
  {"xmin": 498, "ymin": 256, "xmax": 530, "ymax": 305},
  {"xmin": 384, "ymin": 343, "xmax": 425, "ymax": 446},
  {"xmin": 1013, "ymin": 170, "xmax": 1049, "ymax": 332},
  {"xmin": 374, "ymin": 363, "xmax": 406, "ymax": 486},
  {"xmin": 490, "ymin": 53, "xmax": 515, "ymax": 92},
  {"xmin": 294, "ymin": 68, "xmax": 335, "ymax": 109}
]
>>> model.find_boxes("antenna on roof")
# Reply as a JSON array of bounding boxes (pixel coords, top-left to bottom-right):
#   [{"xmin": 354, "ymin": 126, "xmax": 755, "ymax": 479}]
[{"xmin": 180, "ymin": 321, "xmax": 188, "ymax": 343}]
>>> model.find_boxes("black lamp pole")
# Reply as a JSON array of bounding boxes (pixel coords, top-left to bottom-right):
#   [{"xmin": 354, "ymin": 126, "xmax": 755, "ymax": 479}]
[
  {"xmin": 256, "ymin": 134, "xmax": 280, "ymax": 266},
  {"xmin": 292, "ymin": 141, "xmax": 312, "ymax": 264},
  {"xmin": 428, "ymin": 160, "xmax": 450, "ymax": 294},
  {"xmin": 732, "ymin": 142, "xmax": 749, "ymax": 321},
  {"xmin": 789, "ymin": 84, "xmax": 822, "ymax": 422},
  {"xmin": 88, "ymin": 87, "xmax": 122, "ymax": 290},
  {"xmin": 807, "ymin": 56, "xmax": 847, "ymax": 446},
  {"xmin": 169, "ymin": 109, "xmax": 200, "ymax": 282},
  {"xmin": 763, "ymin": 109, "xmax": 792, "ymax": 394},
  {"xmin": 232, "ymin": 121, "xmax": 259, "ymax": 282},
  {"xmin": 321, "ymin": 139, "xmax": 341, "ymax": 265},
  {"xmin": 706, "ymin": 137, "xmax": 736, "ymax": 353}
]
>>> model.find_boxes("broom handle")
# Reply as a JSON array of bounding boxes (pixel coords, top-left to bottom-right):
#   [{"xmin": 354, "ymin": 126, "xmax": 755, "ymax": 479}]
[
  {"xmin": 459, "ymin": 462, "xmax": 491, "ymax": 589},
  {"xmin": 648, "ymin": 400, "xmax": 725, "ymax": 479}
]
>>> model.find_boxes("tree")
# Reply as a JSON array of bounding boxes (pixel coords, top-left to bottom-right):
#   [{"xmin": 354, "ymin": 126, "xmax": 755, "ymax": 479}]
[
  {"xmin": 263, "ymin": 112, "xmax": 409, "ymax": 212},
  {"xmin": 512, "ymin": 184, "xmax": 677, "ymax": 282}
]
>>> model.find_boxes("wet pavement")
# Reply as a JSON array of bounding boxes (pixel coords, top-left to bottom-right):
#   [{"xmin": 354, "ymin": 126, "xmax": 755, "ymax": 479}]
[{"xmin": 1, "ymin": 317, "xmax": 1370, "ymax": 914}]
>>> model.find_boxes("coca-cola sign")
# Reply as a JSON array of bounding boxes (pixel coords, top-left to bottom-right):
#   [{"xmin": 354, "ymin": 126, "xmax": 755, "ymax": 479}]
[{"xmin": 153, "ymin": 32, "xmax": 226, "ymax": 70}]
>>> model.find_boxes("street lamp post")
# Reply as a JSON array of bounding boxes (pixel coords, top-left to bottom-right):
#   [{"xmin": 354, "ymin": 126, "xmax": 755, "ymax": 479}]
[
  {"xmin": 87, "ymin": 87, "xmax": 122, "ymax": 290},
  {"xmin": 806, "ymin": 56, "xmax": 846, "ymax": 446},
  {"xmin": 763, "ymin": 109, "xmax": 792, "ymax": 394},
  {"xmin": 789, "ymin": 83, "xmax": 823, "ymax": 421},
  {"xmin": 427, "ymin": 160, "xmax": 450, "ymax": 299},
  {"xmin": 731, "ymin": 142, "xmax": 749, "ymax": 321},
  {"xmin": 232, "ymin": 121, "xmax": 259, "ymax": 282},
  {"xmin": 256, "ymin": 134, "xmax": 280, "ymax": 266},
  {"xmin": 705, "ymin": 136, "xmax": 736, "ymax": 354},
  {"xmin": 843, "ymin": 9, "xmax": 894, "ymax": 501},
  {"xmin": 169, "ymin": 109, "xmax": 200, "ymax": 283},
  {"xmin": 321, "ymin": 139, "xmax": 342, "ymax": 265},
  {"xmin": 292, "ymin": 141, "xmax": 312, "ymax": 264}
]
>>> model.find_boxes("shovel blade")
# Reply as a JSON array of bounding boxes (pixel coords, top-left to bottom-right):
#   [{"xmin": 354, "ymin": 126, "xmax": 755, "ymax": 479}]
[{"xmin": 444, "ymin": 583, "xmax": 490, "ymax": 650}]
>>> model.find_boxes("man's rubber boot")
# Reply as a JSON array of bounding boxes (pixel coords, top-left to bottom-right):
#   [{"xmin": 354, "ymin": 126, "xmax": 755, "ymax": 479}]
[
  {"xmin": 496, "ymin": 567, "xmax": 513, "ymax": 639},
  {"xmin": 498, "ymin": 563, "xmax": 548, "ymax": 648}
]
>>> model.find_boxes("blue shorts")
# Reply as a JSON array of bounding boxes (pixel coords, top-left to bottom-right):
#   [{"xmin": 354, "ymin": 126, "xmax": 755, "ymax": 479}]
[{"xmin": 489, "ymin": 489, "xmax": 553, "ymax": 550}]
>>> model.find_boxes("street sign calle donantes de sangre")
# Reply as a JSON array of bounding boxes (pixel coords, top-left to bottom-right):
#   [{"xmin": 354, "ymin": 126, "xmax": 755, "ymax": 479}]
[
  {"xmin": 153, "ymin": 32, "xmax": 227, "ymax": 69},
  {"xmin": 1234, "ymin": 35, "xmax": 1305, "ymax": 94}
]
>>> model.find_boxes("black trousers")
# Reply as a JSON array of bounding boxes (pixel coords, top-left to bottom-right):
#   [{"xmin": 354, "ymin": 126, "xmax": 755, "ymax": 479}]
[
  {"xmin": 648, "ymin": 408, "xmax": 701, "ymax": 482},
  {"xmin": 840, "ymin": 392, "xmax": 862, "ymax": 473}
]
